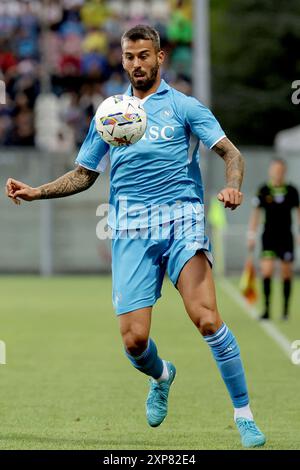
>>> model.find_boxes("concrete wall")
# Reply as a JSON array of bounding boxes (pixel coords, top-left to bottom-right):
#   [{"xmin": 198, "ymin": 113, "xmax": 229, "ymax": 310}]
[{"xmin": 1, "ymin": 147, "xmax": 299, "ymax": 274}]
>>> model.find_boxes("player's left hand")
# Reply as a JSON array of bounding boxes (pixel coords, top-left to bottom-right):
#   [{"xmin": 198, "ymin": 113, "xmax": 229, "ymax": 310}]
[{"xmin": 217, "ymin": 187, "xmax": 243, "ymax": 210}]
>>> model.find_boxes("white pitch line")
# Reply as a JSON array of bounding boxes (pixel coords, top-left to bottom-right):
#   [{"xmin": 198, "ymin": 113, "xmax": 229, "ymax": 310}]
[{"xmin": 220, "ymin": 278, "xmax": 292, "ymax": 360}]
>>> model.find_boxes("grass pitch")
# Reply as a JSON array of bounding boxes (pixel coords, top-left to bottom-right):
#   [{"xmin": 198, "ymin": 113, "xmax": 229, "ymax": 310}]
[{"xmin": 0, "ymin": 275, "xmax": 299, "ymax": 450}]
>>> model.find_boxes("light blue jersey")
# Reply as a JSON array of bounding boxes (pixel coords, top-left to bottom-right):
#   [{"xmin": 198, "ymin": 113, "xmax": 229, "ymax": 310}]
[
  {"xmin": 75, "ymin": 79, "xmax": 225, "ymax": 229},
  {"xmin": 76, "ymin": 79, "xmax": 226, "ymax": 314}
]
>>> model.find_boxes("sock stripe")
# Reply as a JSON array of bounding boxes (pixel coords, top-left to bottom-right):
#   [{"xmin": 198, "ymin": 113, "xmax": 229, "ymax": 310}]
[
  {"xmin": 204, "ymin": 324, "xmax": 226, "ymax": 342},
  {"xmin": 206, "ymin": 328, "xmax": 229, "ymax": 346},
  {"xmin": 204, "ymin": 326, "xmax": 249, "ymax": 408},
  {"xmin": 205, "ymin": 325, "xmax": 229, "ymax": 345}
]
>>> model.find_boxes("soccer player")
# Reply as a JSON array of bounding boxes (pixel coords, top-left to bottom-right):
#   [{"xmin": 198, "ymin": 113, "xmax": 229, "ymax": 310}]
[
  {"xmin": 248, "ymin": 159, "xmax": 300, "ymax": 320},
  {"xmin": 6, "ymin": 25, "xmax": 265, "ymax": 448}
]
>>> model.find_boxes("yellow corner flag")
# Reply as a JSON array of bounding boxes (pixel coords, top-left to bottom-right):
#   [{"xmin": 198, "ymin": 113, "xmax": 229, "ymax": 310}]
[{"xmin": 239, "ymin": 257, "xmax": 258, "ymax": 304}]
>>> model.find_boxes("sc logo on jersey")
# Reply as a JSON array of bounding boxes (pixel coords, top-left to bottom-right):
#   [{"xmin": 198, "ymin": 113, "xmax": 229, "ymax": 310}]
[{"xmin": 141, "ymin": 125, "xmax": 175, "ymax": 141}]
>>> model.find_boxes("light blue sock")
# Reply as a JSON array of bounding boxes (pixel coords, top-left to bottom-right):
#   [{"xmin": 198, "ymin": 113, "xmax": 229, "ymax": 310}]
[
  {"xmin": 125, "ymin": 338, "xmax": 164, "ymax": 379},
  {"xmin": 204, "ymin": 323, "xmax": 249, "ymax": 408}
]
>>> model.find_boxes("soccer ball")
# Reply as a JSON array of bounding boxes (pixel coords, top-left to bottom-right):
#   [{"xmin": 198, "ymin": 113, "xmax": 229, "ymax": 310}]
[{"xmin": 95, "ymin": 95, "xmax": 147, "ymax": 146}]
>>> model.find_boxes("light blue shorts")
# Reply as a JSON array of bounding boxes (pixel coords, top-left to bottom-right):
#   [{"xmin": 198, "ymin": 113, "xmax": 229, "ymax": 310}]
[{"xmin": 111, "ymin": 214, "xmax": 212, "ymax": 315}]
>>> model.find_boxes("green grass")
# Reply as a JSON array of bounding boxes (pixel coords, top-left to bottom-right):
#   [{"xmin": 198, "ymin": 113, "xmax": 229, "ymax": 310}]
[{"xmin": 0, "ymin": 275, "xmax": 299, "ymax": 450}]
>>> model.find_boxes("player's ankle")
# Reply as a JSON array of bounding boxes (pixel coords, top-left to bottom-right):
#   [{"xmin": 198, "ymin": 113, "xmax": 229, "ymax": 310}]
[
  {"xmin": 234, "ymin": 404, "xmax": 253, "ymax": 422},
  {"xmin": 155, "ymin": 360, "xmax": 169, "ymax": 383}
]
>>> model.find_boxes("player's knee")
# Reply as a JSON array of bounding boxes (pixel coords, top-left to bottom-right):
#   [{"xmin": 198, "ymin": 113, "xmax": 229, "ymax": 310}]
[
  {"xmin": 199, "ymin": 318, "xmax": 220, "ymax": 336},
  {"xmin": 281, "ymin": 264, "xmax": 292, "ymax": 280},
  {"xmin": 190, "ymin": 306, "xmax": 220, "ymax": 336},
  {"xmin": 122, "ymin": 329, "xmax": 148, "ymax": 356}
]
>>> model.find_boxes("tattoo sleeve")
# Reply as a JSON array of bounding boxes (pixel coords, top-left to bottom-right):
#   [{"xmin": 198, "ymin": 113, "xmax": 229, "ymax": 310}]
[
  {"xmin": 39, "ymin": 166, "xmax": 99, "ymax": 199},
  {"xmin": 212, "ymin": 137, "xmax": 245, "ymax": 190}
]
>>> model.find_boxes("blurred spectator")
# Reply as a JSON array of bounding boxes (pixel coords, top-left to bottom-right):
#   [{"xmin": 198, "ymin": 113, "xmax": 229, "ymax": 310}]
[
  {"xmin": 103, "ymin": 71, "xmax": 126, "ymax": 97},
  {"xmin": 10, "ymin": 91, "xmax": 35, "ymax": 145},
  {"xmin": 0, "ymin": 0, "xmax": 192, "ymax": 149},
  {"xmin": 60, "ymin": 84, "xmax": 103, "ymax": 147},
  {"xmin": 0, "ymin": 40, "xmax": 17, "ymax": 72},
  {"xmin": 167, "ymin": 0, "xmax": 192, "ymax": 44},
  {"xmin": 80, "ymin": 0, "xmax": 110, "ymax": 29},
  {"xmin": 0, "ymin": 94, "xmax": 14, "ymax": 145},
  {"xmin": 81, "ymin": 51, "xmax": 109, "ymax": 80}
]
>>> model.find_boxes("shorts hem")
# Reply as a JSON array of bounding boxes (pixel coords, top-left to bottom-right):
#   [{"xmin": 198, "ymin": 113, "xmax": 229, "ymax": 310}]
[
  {"xmin": 261, "ymin": 250, "xmax": 294, "ymax": 260},
  {"xmin": 170, "ymin": 248, "xmax": 213, "ymax": 287},
  {"xmin": 115, "ymin": 295, "xmax": 161, "ymax": 315}
]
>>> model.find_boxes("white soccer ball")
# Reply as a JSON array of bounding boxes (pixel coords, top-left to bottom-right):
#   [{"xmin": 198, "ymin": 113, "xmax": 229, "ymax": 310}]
[{"xmin": 95, "ymin": 95, "xmax": 147, "ymax": 146}]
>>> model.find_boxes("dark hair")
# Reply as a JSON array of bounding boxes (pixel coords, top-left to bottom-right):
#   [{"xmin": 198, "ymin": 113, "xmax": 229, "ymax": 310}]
[{"xmin": 121, "ymin": 25, "xmax": 161, "ymax": 52}]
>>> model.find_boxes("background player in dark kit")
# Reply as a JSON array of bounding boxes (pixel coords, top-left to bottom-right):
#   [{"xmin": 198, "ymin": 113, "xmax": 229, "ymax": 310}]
[{"xmin": 248, "ymin": 159, "xmax": 300, "ymax": 320}]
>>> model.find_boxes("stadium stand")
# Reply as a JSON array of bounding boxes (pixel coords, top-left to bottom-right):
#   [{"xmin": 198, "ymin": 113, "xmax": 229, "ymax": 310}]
[{"xmin": 0, "ymin": 0, "xmax": 192, "ymax": 149}]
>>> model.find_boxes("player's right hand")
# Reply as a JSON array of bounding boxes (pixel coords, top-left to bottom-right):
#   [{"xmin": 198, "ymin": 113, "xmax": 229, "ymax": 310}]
[
  {"xmin": 217, "ymin": 187, "xmax": 243, "ymax": 210},
  {"xmin": 5, "ymin": 178, "xmax": 40, "ymax": 205}
]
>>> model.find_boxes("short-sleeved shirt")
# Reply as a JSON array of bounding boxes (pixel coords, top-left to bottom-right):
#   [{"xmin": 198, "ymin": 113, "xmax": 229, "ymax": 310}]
[
  {"xmin": 75, "ymin": 79, "xmax": 226, "ymax": 228},
  {"xmin": 253, "ymin": 183, "xmax": 299, "ymax": 234}
]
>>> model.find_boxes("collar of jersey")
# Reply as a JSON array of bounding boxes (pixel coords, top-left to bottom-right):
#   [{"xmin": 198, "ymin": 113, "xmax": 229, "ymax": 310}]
[
  {"xmin": 267, "ymin": 182, "xmax": 287, "ymax": 194},
  {"xmin": 125, "ymin": 79, "xmax": 170, "ymax": 98}
]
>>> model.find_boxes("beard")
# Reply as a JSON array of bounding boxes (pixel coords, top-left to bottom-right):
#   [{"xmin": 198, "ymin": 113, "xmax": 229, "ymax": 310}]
[{"xmin": 127, "ymin": 62, "xmax": 159, "ymax": 91}]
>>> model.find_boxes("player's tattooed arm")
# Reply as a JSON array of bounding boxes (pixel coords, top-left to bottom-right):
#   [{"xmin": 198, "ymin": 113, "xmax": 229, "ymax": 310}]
[
  {"xmin": 39, "ymin": 166, "xmax": 99, "ymax": 199},
  {"xmin": 212, "ymin": 137, "xmax": 244, "ymax": 190},
  {"xmin": 212, "ymin": 137, "xmax": 244, "ymax": 210},
  {"xmin": 6, "ymin": 166, "xmax": 99, "ymax": 204}
]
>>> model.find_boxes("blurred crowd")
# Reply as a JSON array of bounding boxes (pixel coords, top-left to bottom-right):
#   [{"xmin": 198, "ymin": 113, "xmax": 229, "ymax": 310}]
[{"xmin": 0, "ymin": 0, "xmax": 192, "ymax": 149}]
